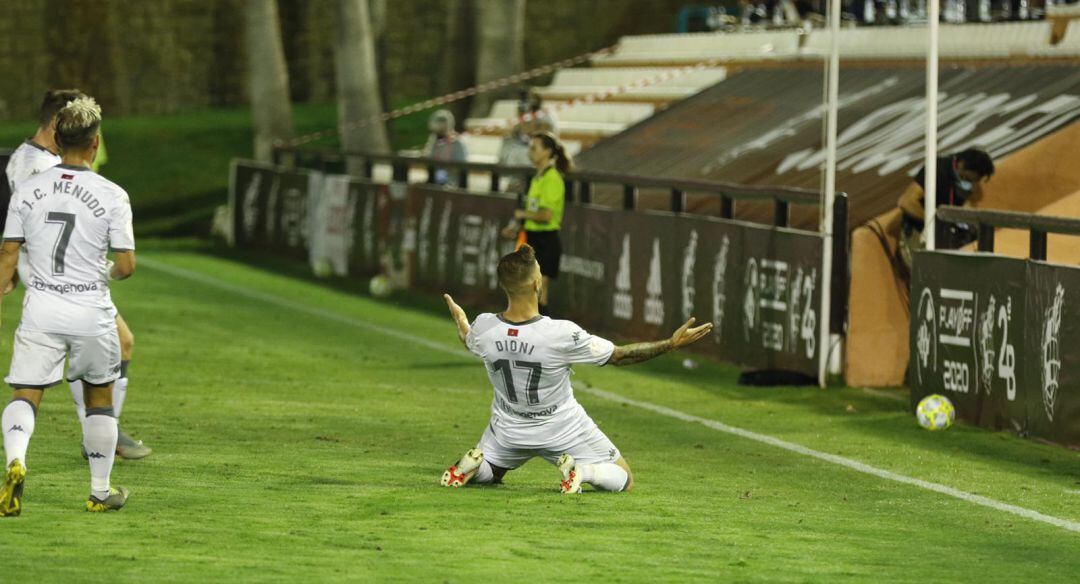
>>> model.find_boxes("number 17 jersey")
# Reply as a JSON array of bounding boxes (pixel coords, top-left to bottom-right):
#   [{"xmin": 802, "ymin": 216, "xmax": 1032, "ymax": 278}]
[
  {"xmin": 465, "ymin": 313, "xmax": 615, "ymax": 445},
  {"xmin": 4, "ymin": 164, "xmax": 134, "ymax": 336}
]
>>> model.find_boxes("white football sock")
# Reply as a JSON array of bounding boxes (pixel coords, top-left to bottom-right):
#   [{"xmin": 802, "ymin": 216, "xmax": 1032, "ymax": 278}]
[
  {"xmin": 83, "ymin": 408, "xmax": 118, "ymax": 498},
  {"xmin": 580, "ymin": 462, "xmax": 629, "ymax": 492},
  {"xmin": 112, "ymin": 377, "xmax": 129, "ymax": 419},
  {"xmin": 472, "ymin": 460, "xmax": 495, "ymax": 484},
  {"xmin": 3, "ymin": 399, "xmax": 36, "ymax": 468},
  {"xmin": 70, "ymin": 380, "xmax": 88, "ymax": 433}
]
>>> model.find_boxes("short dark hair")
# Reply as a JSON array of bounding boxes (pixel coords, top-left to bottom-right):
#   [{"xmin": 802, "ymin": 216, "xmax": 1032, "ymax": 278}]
[
  {"xmin": 38, "ymin": 89, "xmax": 86, "ymax": 127},
  {"xmin": 497, "ymin": 244, "xmax": 538, "ymax": 294},
  {"xmin": 955, "ymin": 148, "xmax": 994, "ymax": 178}
]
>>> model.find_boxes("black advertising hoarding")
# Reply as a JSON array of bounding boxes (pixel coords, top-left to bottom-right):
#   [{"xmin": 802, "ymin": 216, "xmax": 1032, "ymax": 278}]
[
  {"xmin": 359, "ymin": 184, "xmax": 825, "ymax": 377},
  {"xmin": 545, "ymin": 205, "xmax": 823, "ymax": 376},
  {"xmin": 910, "ymin": 251, "xmax": 1080, "ymax": 446},
  {"xmin": 230, "ymin": 160, "xmax": 313, "ymax": 260},
  {"xmin": 1025, "ymin": 262, "xmax": 1079, "ymax": 446},
  {"xmin": 909, "ymin": 252, "xmax": 1028, "ymax": 434},
  {"xmin": 231, "ymin": 160, "xmax": 283, "ymax": 249},
  {"xmin": 230, "ymin": 166, "xmax": 826, "ymax": 378},
  {"xmin": 408, "ymin": 185, "xmax": 518, "ymax": 308},
  {"xmin": 346, "ymin": 179, "xmax": 383, "ymax": 276}
]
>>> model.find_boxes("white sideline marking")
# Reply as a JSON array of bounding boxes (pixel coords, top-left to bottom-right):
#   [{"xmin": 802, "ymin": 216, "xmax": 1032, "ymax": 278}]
[
  {"xmin": 142, "ymin": 257, "xmax": 1080, "ymax": 534},
  {"xmin": 141, "ymin": 258, "xmax": 465, "ymax": 357}
]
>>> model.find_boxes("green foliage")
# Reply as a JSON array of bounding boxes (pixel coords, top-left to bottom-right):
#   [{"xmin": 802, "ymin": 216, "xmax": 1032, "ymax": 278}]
[{"xmin": 0, "ymin": 104, "xmax": 439, "ymax": 237}]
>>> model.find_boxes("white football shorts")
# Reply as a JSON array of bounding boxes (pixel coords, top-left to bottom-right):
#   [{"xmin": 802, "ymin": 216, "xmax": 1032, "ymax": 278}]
[
  {"xmin": 6, "ymin": 328, "xmax": 122, "ymax": 388},
  {"xmin": 476, "ymin": 411, "xmax": 622, "ymax": 470}
]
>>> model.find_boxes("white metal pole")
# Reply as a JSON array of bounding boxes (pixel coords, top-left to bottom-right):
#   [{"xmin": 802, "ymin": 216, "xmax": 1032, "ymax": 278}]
[
  {"xmin": 818, "ymin": 0, "xmax": 841, "ymax": 388},
  {"xmin": 925, "ymin": 0, "xmax": 940, "ymax": 250}
]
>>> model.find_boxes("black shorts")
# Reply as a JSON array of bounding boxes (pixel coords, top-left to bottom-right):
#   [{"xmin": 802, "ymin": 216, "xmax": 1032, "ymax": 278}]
[{"xmin": 525, "ymin": 230, "xmax": 562, "ymax": 279}]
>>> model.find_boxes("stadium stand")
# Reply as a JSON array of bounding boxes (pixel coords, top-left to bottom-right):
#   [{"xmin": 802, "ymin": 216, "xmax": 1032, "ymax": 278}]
[
  {"xmin": 591, "ymin": 30, "xmax": 802, "ymax": 65},
  {"xmin": 464, "ymin": 99, "xmax": 655, "ymax": 143},
  {"xmin": 802, "ymin": 21, "xmax": 1053, "ymax": 59},
  {"xmin": 534, "ymin": 66, "xmax": 728, "ymax": 102},
  {"xmin": 450, "ymin": 22, "xmax": 1080, "ymax": 386},
  {"xmin": 455, "ymin": 133, "xmax": 582, "ymax": 165},
  {"xmin": 1036, "ymin": 18, "xmax": 1080, "ymax": 56}
]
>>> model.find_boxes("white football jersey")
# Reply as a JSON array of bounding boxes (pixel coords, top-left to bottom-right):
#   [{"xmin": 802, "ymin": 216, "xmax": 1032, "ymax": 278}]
[
  {"xmin": 465, "ymin": 313, "xmax": 615, "ymax": 445},
  {"xmin": 6, "ymin": 140, "xmax": 61, "ymax": 192},
  {"xmin": 4, "ymin": 164, "xmax": 134, "ymax": 336}
]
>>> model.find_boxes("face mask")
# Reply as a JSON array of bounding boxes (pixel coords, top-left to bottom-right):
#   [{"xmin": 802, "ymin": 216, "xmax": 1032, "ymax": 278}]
[{"xmin": 956, "ymin": 178, "xmax": 973, "ymax": 192}]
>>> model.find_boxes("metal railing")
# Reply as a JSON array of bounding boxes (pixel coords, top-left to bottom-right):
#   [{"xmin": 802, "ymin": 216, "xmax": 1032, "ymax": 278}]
[
  {"xmin": 273, "ymin": 145, "xmax": 850, "ymax": 335},
  {"xmin": 271, "ymin": 146, "xmax": 833, "ymax": 231},
  {"xmin": 937, "ymin": 206, "xmax": 1080, "ymax": 261}
]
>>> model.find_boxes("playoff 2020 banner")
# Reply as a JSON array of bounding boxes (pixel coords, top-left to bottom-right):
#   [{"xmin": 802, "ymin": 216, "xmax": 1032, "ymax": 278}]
[
  {"xmin": 910, "ymin": 251, "xmax": 1079, "ymax": 446},
  {"xmin": 230, "ymin": 160, "xmax": 827, "ymax": 378}
]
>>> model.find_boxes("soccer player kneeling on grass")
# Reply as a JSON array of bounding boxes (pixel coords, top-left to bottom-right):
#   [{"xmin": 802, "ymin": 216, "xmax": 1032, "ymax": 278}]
[
  {"xmin": 441, "ymin": 244, "xmax": 711, "ymax": 494},
  {"xmin": 0, "ymin": 97, "xmax": 135, "ymax": 515}
]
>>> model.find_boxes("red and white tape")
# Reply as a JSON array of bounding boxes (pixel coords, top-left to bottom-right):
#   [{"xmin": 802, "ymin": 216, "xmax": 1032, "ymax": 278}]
[{"xmin": 458, "ymin": 60, "xmax": 716, "ymax": 139}]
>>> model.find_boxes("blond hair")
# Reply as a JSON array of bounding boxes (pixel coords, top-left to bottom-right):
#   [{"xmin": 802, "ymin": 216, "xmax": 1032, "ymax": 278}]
[{"xmin": 55, "ymin": 96, "xmax": 102, "ymax": 151}]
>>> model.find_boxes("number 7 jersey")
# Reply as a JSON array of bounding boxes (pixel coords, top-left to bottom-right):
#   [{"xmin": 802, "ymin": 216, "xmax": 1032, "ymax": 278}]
[
  {"xmin": 465, "ymin": 313, "xmax": 615, "ymax": 443},
  {"xmin": 3, "ymin": 164, "xmax": 134, "ymax": 336}
]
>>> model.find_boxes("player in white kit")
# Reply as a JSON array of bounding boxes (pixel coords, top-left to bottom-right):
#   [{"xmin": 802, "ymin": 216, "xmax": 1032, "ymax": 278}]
[
  {"xmin": 0, "ymin": 97, "xmax": 134, "ymax": 515},
  {"xmin": 441, "ymin": 244, "xmax": 711, "ymax": 494},
  {"xmin": 4, "ymin": 90, "xmax": 150, "ymax": 460}
]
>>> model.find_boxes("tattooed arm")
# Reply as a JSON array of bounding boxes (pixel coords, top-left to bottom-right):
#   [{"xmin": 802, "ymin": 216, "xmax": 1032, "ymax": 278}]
[{"xmin": 607, "ymin": 318, "xmax": 713, "ymax": 367}]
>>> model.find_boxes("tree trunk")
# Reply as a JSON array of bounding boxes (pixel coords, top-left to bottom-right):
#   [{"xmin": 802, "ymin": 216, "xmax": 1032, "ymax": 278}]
[
  {"xmin": 441, "ymin": 0, "xmax": 475, "ymax": 128},
  {"xmin": 468, "ymin": 0, "xmax": 525, "ymax": 120},
  {"xmin": 369, "ymin": 0, "xmax": 390, "ymax": 114},
  {"xmin": 245, "ymin": 0, "xmax": 294, "ymax": 162},
  {"xmin": 335, "ymin": 0, "xmax": 391, "ymax": 159}
]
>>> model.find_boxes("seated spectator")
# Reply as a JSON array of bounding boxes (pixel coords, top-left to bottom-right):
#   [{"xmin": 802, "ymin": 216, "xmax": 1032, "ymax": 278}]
[
  {"xmin": 897, "ymin": 148, "xmax": 995, "ymax": 268},
  {"xmin": 423, "ymin": 109, "xmax": 467, "ymax": 186},
  {"xmin": 498, "ymin": 89, "xmax": 558, "ymax": 169}
]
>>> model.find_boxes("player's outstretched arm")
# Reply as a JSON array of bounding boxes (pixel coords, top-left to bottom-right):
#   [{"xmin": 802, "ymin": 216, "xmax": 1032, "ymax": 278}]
[
  {"xmin": 443, "ymin": 294, "xmax": 471, "ymax": 345},
  {"xmin": 607, "ymin": 317, "xmax": 713, "ymax": 367}
]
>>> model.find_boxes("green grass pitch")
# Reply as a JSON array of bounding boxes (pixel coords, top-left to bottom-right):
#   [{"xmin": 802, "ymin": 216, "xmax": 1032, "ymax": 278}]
[{"xmin": 1, "ymin": 244, "xmax": 1078, "ymax": 582}]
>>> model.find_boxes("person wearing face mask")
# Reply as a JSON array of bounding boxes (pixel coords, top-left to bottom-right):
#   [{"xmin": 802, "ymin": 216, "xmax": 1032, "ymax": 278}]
[
  {"xmin": 422, "ymin": 109, "xmax": 468, "ymax": 186},
  {"xmin": 897, "ymin": 148, "xmax": 995, "ymax": 269}
]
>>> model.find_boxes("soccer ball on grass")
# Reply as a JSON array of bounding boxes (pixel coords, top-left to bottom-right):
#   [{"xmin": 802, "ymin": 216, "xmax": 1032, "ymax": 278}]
[
  {"xmin": 915, "ymin": 394, "xmax": 956, "ymax": 431},
  {"xmin": 369, "ymin": 274, "xmax": 392, "ymax": 298}
]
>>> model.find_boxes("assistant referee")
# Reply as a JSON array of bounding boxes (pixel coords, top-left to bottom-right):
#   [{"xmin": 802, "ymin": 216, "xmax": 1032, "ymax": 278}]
[{"xmin": 508, "ymin": 132, "xmax": 571, "ymax": 316}]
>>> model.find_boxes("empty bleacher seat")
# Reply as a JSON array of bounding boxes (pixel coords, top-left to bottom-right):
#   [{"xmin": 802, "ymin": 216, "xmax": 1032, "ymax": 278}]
[
  {"xmin": 464, "ymin": 100, "xmax": 655, "ymax": 138},
  {"xmin": 458, "ymin": 134, "xmax": 582, "ymax": 165},
  {"xmin": 801, "ymin": 21, "xmax": 1053, "ymax": 60},
  {"xmin": 536, "ymin": 67, "xmax": 727, "ymax": 101},
  {"xmin": 592, "ymin": 31, "xmax": 801, "ymax": 65},
  {"xmin": 1034, "ymin": 19, "xmax": 1080, "ymax": 57}
]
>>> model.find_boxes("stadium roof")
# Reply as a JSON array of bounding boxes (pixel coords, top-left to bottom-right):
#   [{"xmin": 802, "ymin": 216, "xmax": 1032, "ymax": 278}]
[{"xmin": 577, "ymin": 62, "xmax": 1080, "ymax": 229}]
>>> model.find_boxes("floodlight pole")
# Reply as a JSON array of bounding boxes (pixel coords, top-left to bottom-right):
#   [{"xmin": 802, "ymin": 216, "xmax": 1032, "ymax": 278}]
[
  {"xmin": 925, "ymin": 0, "xmax": 940, "ymax": 250},
  {"xmin": 818, "ymin": 0, "xmax": 841, "ymax": 388}
]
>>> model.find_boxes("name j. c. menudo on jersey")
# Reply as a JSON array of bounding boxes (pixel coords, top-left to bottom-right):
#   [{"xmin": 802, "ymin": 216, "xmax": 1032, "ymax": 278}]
[{"xmin": 20, "ymin": 179, "xmax": 110, "ymax": 218}]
